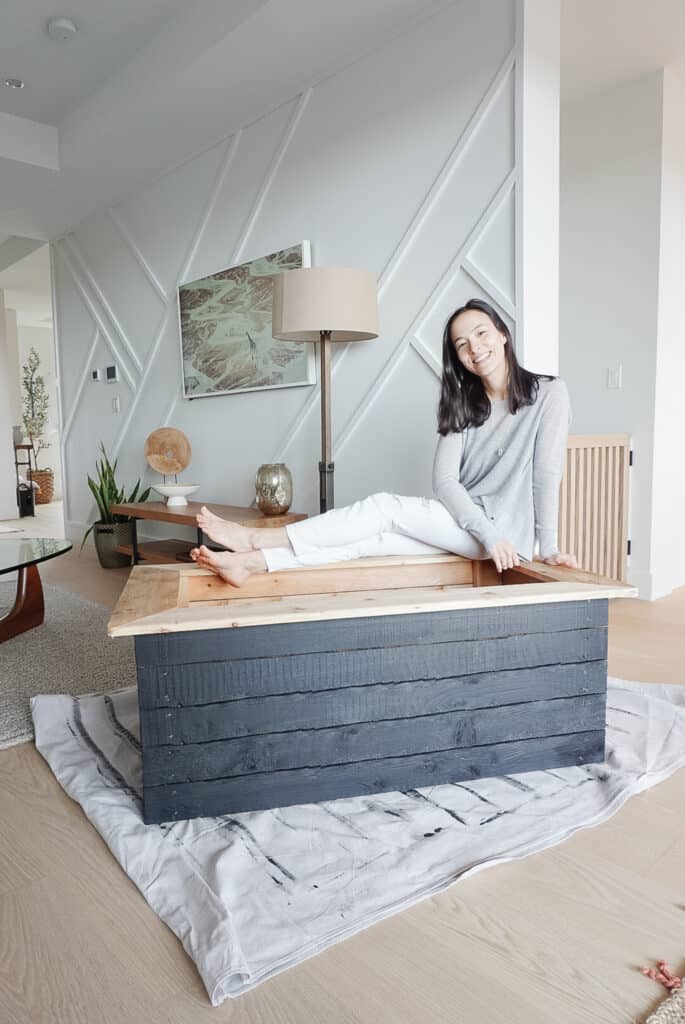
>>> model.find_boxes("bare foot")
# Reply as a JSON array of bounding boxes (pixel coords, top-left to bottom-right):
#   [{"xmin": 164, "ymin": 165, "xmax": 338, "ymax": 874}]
[
  {"xmin": 189, "ymin": 545, "xmax": 265, "ymax": 587},
  {"xmin": 196, "ymin": 506, "xmax": 254, "ymax": 551}
]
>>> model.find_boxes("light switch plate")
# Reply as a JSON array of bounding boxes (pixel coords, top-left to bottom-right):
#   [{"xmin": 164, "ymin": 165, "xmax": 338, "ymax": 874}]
[{"xmin": 606, "ymin": 365, "xmax": 623, "ymax": 389}]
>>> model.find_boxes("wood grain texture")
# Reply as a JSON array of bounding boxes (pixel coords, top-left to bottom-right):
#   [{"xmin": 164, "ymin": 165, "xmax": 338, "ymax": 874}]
[
  {"xmin": 143, "ymin": 692, "xmax": 607, "ymax": 786},
  {"xmin": 140, "ymin": 661, "xmax": 607, "ymax": 745},
  {"xmin": 142, "ymin": 729, "xmax": 607, "ymax": 823},
  {"xmin": 0, "ymin": 564, "xmax": 44, "ymax": 643},
  {"xmin": 109, "ymin": 500, "xmax": 307, "ymax": 528},
  {"xmin": 185, "ymin": 554, "xmax": 473, "ymax": 602},
  {"xmin": 137, "ymin": 627, "xmax": 607, "ymax": 710},
  {"xmin": 135, "ymin": 596, "xmax": 608, "ymax": 676}
]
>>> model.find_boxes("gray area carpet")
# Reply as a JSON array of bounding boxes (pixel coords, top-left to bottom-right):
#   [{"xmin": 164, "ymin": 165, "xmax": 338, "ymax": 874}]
[{"xmin": 0, "ymin": 581, "xmax": 135, "ymax": 749}]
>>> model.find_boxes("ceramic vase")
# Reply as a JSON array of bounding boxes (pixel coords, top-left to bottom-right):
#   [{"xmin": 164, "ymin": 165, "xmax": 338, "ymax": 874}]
[{"xmin": 255, "ymin": 463, "xmax": 293, "ymax": 516}]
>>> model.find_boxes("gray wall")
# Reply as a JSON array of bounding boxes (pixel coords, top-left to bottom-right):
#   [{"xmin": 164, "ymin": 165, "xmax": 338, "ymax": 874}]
[
  {"xmin": 52, "ymin": 0, "xmax": 520, "ymax": 536},
  {"xmin": 560, "ymin": 72, "xmax": 663, "ymax": 597}
]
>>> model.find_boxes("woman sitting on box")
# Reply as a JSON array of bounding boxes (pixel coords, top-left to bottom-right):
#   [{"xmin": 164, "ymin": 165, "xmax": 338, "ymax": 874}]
[{"xmin": 190, "ymin": 298, "xmax": 577, "ymax": 585}]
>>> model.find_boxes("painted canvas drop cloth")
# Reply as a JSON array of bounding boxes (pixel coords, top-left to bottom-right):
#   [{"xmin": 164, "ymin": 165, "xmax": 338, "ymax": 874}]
[{"xmin": 31, "ymin": 678, "xmax": 685, "ymax": 1005}]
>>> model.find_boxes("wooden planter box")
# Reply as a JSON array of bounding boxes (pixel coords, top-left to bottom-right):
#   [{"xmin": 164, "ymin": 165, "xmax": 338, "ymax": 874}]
[{"xmin": 108, "ymin": 556, "xmax": 635, "ymax": 825}]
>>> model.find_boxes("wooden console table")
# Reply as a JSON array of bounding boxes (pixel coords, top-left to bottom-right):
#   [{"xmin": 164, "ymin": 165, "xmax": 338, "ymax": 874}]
[{"xmin": 109, "ymin": 501, "xmax": 307, "ymax": 565}]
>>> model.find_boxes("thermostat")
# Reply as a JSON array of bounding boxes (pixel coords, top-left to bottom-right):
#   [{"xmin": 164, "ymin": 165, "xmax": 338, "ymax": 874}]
[{"xmin": 105, "ymin": 365, "xmax": 119, "ymax": 382}]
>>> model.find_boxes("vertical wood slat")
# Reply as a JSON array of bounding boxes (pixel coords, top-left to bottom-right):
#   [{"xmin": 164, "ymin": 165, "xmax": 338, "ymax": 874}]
[{"xmin": 558, "ymin": 435, "xmax": 630, "ymax": 582}]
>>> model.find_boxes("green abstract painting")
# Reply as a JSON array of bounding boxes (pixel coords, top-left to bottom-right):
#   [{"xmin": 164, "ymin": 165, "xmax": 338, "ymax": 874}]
[{"xmin": 178, "ymin": 242, "xmax": 314, "ymax": 398}]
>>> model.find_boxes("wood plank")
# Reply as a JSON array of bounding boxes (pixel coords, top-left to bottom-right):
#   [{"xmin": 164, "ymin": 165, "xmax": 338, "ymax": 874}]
[
  {"xmin": 185, "ymin": 556, "xmax": 473, "ymax": 603},
  {"xmin": 142, "ymin": 729, "xmax": 607, "ymax": 823},
  {"xmin": 142, "ymin": 693, "xmax": 606, "ymax": 787},
  {"xmin": 140, "ymin": 660, "xmax": 607, "ymax": 746},
  {"xmin": 137, "ymin": 627, "xmax": 608, "ymax": 708},
  {"xmin": 134, "ymin": 598, "xmax": 608, "ymax": 670},
  {"xmin": 112, "ymin": 578, "xmax": 631, "ymax": 635},
  {"xmin": 107, "ymin": 568, "xmax": 185, "ymax": 636},
  {"xmin": 471, "ymin": 560, "xmax": 502, "ymax": 587},
  {"xmin": 115, "ymin": 539, "xmax": 193, "ymax": 564},
  {"xmin": 109, "ymin": 501, "xmax": 307, "ymax": 528}
]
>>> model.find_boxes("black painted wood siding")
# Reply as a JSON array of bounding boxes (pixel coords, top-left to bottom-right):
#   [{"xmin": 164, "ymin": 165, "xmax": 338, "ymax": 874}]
[{"xmin": 136, "ymin": 599, "xmax": 609, "ymax": 824}]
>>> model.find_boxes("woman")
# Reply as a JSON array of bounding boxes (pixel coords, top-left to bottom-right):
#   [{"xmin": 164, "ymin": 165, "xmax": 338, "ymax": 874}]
[{"xmin": 190, "ymin": 298, "xmax": 577, "ymax": 585}]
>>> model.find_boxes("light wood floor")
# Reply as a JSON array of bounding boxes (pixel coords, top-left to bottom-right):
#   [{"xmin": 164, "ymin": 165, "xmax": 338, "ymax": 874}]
[{"xmin": 1, "ymin": 551, "xmax": 684, "ymax": 1024}]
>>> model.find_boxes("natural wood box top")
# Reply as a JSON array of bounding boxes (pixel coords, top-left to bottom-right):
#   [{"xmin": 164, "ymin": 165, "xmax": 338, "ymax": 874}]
[{"xmin": 108, "ymin": 554, "xmax": 636, "ymax": 637}]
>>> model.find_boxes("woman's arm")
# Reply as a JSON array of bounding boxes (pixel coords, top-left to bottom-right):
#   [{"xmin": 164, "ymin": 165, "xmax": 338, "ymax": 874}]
[
  {"xmin": 432, "ymin": 432, "xmax": 501, "ymax": 552},
  {"xmin": 532, "ymin": 379, "xmax": 572, "ymax": 560}
]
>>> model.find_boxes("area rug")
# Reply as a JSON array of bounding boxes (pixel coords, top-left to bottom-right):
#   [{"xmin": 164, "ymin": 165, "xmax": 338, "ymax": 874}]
[
  {"xmin": 30, "ymin": 676, "xmax": 685, "ymax": 1004},
  {"xmin": 0, "ymin": 581, "xmax": 135, "ymax": 749}
]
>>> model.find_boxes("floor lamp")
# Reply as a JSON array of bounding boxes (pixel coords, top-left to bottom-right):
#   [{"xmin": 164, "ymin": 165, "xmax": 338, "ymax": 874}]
[{"xmin": 271, "ymin": 267, "xmax": 379, "ymax": 513}]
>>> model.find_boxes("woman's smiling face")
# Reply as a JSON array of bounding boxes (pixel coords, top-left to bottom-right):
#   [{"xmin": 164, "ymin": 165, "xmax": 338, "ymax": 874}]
[{"xmin": 450, "ymin": 308, "xmax": 507, "ymax": 379}]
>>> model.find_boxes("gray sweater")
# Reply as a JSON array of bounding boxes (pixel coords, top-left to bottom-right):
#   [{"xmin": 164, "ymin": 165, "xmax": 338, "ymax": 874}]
[{"xmin": 432, "ymin": 377, "xmax": 571, "ymax": 560}]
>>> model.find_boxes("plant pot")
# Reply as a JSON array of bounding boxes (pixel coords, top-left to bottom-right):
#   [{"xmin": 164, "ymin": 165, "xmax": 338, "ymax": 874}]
[
  {"xmin": 33, "ymin": 469, "xmax": 54, "ymax": 504},
  {"xmin": 92, "ymin": 520, "xmax": 134, "ymax": 569}
]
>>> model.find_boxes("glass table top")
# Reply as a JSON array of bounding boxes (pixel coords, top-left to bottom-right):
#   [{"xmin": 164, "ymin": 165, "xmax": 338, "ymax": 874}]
[{"xmin": 0, "ymin": 537, "xmax": 72, "ymax": 574}]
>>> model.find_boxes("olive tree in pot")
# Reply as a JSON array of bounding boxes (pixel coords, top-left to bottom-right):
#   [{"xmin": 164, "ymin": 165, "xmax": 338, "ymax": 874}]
[
  {"xmin": 21, "ymin": 347, "xmax": 53, "ymax": 503},
  {"xmin": 81, "ymin": 444, "xmax": 150, "ymax": 568}
]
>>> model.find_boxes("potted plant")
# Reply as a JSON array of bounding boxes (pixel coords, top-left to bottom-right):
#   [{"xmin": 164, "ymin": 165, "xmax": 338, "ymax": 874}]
[
  {"xmin": 81, "ymin": 443, "xmax": 150, "ymax": 568},
  {"xmin": 21, "ymin": 347, "xmax": 53, "ymax": 504}
]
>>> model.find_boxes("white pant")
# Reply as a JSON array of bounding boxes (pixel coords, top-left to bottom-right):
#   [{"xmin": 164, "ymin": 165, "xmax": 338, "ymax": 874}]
[{"xmin": 262, "ymin": 492, "xmax": 488, "ymax": 571}]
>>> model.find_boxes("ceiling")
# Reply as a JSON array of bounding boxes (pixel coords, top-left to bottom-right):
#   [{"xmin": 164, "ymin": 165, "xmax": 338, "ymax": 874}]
[
  {"xmin": 0, "ymin": 0, "xmax": 447, "ymax": 244},
  {"xmin": 0, "ymin": 0, "xmax": 191, "ymax": 125},
  {"xmin": 561, "ymin": 0, "xmax": 685, "ymax": 101},
  {"xmin": 0, "ymin": 0, "xmax": 683, "ymax": 255}
]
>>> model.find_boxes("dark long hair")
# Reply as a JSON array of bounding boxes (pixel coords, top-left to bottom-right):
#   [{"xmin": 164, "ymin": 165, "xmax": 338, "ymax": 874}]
[{"xmin": 437, "ymin": 298, "xmax": 554, "ymax": 434}]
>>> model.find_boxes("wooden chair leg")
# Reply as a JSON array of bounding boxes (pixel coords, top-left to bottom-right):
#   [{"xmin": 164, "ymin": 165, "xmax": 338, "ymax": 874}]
[{"xmin": 0, "ymin": 564, "xmax": 45, "ymax": 642}]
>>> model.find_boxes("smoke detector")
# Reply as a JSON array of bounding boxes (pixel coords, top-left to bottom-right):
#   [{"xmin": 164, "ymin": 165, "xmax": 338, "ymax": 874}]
[{"xmin": 46, "ymin": 16, "xmax": 78, "ymax": 41}]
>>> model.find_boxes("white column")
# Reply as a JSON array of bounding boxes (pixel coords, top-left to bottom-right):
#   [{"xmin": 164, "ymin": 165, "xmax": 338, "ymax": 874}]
[
  {"xmin": 651, "ymin": 67, "xmax": 685, "ymax": 598},
  {"xmin": 4, "ymin": 305, "xmax": 21, "ymax": 426},
  {"xmin": 0, "ymin": 290, "xmax": 18, "ymax": 519},
  {"xmin": 515, "ymin": 0, "xmax": 561, "ymax": 375}
]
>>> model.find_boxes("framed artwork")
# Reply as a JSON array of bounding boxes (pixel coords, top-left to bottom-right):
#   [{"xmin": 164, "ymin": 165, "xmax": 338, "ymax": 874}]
[{"xmin": 177, "ymin": 241, "xmax": 314, "ymax": 398}]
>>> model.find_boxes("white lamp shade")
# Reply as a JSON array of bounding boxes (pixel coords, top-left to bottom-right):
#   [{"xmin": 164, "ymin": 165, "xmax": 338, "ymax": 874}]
[{"xmin": 271, "ymin": 267, "xmax": 379, "ymax": 343}]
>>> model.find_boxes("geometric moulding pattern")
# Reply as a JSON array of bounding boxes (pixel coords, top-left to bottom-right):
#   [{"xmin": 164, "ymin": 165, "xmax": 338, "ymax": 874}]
[{"xmin": 177, "ymin": 241, "xmax": 315, "ymax": 398}]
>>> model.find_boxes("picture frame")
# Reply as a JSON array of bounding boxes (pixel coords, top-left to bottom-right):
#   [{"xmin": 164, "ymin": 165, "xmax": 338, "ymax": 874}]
[{"xmin": 177, "ymin": 241, "xmax": 314, "ymax": 399}]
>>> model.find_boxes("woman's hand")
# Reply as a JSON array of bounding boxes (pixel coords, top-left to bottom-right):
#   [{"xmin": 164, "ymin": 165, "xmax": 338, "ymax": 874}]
[
  {"xmin": 487, "ymin": 539, "xmax": 520, "ymax": 573},
  {"xmin": 542, "ymin": 552, "xmax": 578, "ymax": 569}
]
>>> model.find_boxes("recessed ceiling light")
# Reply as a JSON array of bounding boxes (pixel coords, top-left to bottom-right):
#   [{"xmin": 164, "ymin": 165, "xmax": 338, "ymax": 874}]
[
  {"xmin": 3, "ymin": 78, "xmax": 25, "ymax": 89},
  {"xmin": 46, "ymin": 16, "xmax": 78, "ymax": 41}
]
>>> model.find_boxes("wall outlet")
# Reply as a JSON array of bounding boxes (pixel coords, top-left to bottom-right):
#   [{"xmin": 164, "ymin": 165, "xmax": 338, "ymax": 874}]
[
  {"xmin": 112, "ymin": 395, "xmax": 120, "ymax": 414},
  {"xmin": 606, "ymin": 365, "xmax": 623, "ymax": 389}
]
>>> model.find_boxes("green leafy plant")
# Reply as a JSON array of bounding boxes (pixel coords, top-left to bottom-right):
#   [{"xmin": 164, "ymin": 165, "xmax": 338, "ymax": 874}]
[
  {"xmin": 21, "ymin": 347, "xmax": 51, "ymax": 470},
  {"xmin": 81, "ymin": 443, "xmax": 150, "ymax": 549}
]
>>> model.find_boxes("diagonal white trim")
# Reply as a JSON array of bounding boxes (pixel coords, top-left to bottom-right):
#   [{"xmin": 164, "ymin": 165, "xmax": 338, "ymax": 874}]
[
  {"xmin": 233, "ymin": 90, "xmax": 312, "ymax": 265},
  {"xmin": 335, "ymin": 168, "xmax": 517, "ymax": 458},
  {"xmin": 61, "ymin": 326, "xmax": 100, "ymax": 441},
  {"xmin": 55, "ymin": 240, "xmax": 138, "ymax": 392},
  {"xmin": 161, "ymin": 392, "xmax": 178, "ymax": 429},
  {"xmin": 410, "ymin": 334, "xmax": 443, "ymax": 377},
  {"xmin": 178, "ymin": 130, "xmax": 242, "ymax": 286},
  {"xmin": 461, "ymin": 257, "xmax": 515, "ymax": 319},
  {"xmin": 108, "ymin": 206, "xmax": 168, "ymax": 305},
  {"xmin": 61, "ymin": 234, "xmax": 143, "ymax": 374},
  {"xmin": 377, "ymin": 51, "xmax": 515, "ymax": 300},
  {"xmin": 272, "ymin": 49, "xmax": 516, "ymax": 464},
  {"xmin": 111, "ymin": 133, "xmax": 243, "ymax": 460},
  {"xmin": 164, "ymin": 101, "xmax": 310, "ymax": 429}
]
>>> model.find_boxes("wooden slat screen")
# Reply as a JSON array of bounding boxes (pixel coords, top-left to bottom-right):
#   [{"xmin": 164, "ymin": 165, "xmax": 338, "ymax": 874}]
[{"xmin": 558, "ymin": 434, "xmax": 631, "ymax": 581}]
